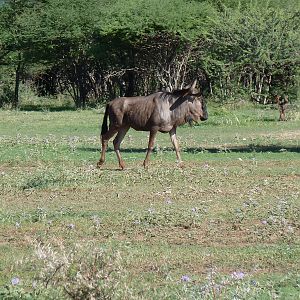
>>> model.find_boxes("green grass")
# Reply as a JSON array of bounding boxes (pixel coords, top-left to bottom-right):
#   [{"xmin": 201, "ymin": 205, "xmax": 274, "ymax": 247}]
[{"xmin": 0, "ymin": 103, "xmax": 299, "ymax": 299}]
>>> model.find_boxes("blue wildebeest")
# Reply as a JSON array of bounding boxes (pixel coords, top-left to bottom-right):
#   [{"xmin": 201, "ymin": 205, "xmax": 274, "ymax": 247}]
[{"xmin": 97, "ymin": 79, "xmax": 208, "ymax": 169}]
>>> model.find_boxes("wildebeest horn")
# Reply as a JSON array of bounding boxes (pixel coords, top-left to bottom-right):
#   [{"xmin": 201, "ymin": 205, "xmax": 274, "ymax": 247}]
[
  {"xmin": 183, "ymin": 79, "xmax": 197, "ymax": 90},
  {"xmin": 191, "ymin": 91, "xmax": 202, "ymax": 97},
  {"xmin": 191, "ymin": 79, "xmax": 197, "ymax": 89}
]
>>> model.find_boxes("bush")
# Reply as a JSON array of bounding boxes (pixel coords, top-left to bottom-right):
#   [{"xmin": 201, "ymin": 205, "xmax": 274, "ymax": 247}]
[{"xmin": 0, "ymin": 85, "xmax": 14, "ymax": 108}]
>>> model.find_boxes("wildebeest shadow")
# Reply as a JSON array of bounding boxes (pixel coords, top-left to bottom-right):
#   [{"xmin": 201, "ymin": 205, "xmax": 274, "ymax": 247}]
[
  {"xmin": 78, "ymin": 144, "xmax": 300, "ymax": 154},
  {"xmin": 185, "ymin": 145, "xmax": 300, "ymax": 153},
  {"xmin": 78, "ymin": 147, "xmax": 147, "ymax": 153}
]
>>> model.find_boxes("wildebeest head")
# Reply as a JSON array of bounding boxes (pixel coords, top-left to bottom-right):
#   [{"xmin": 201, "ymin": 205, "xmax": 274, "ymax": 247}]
[{"xmin": 170, "ymin": 79, "xmax": 208, "ymax": 121}]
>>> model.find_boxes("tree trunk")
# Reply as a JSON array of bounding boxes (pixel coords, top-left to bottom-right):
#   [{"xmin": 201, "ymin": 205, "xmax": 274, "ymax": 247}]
[
  {"xmin": 13, "ymin": 53, "xmax": 22, "ymax": 109},
  {"xmin": 126, "ymin": 70, "xmax": 135, "ymax": 97}
]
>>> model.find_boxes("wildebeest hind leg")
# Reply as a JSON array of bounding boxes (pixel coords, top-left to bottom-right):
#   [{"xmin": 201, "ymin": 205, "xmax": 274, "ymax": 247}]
[
  {"xmin": 97, "ymin": 127, "xmax": 118, "ymax": 168},
  {"xmin": 113, "ymin": 126, "xmax": 130, "ymax": 170}
]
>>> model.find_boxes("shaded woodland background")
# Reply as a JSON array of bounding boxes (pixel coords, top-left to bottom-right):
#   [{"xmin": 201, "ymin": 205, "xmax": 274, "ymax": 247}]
[{"xmin": 0, "ymin": 0, "xmax": 299, "ymax": 109}]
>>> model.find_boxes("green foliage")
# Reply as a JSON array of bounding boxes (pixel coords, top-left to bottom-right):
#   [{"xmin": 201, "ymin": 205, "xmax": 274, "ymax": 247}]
[
  {"xmin": 97, "ymin": 0, "xmax": 214, "ymax": 41},
  {"xmin": 0, "ymin": 0, "xmax": 299, "ymax": 107},
  {"xmin": 0, "ymin": 285, "xmax": 36, "ymax": 300},
  {"xmin": 201, "ymin": 1, "xmax": 300, "ymax": 102}
]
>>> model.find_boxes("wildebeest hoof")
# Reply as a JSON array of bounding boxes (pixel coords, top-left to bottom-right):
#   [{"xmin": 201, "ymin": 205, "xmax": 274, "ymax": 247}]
[
  {"xmin": 96, "ymin": 161, "xmax": 103, "ymax": 168},
  {"xmin": 177, "ymin": 161, "xmax": 184, "ymax": 168}
]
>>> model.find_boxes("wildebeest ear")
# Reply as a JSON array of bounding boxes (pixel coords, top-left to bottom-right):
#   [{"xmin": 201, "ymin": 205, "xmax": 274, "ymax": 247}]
[
  {"xmin": 171, "ymin": 87, "xmax": 191, "ymax": 98},
  {"xmin": 170, "ymin": 88, "xmax": 191, "ymax": 110}
]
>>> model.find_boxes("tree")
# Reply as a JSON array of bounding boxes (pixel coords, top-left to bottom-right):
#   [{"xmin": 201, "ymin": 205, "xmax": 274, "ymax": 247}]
[
  {"xmin": 0, "ymin": 0, "xmax": 49, "ymax": 107},
  {"xmin": 201, "ymin": 1, "xmax": 300, "ymax": 103},
  {"xmin": 0, "ymin": 0, "xmax": 298, "ymax": 108}
]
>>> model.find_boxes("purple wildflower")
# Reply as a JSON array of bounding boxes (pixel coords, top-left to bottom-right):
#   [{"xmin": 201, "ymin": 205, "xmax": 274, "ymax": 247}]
[
  {"xmin": 261, "ymin": 220, "xmax": 267, "ymax": 225},
  {"xmin": 191, "ymin": 207, "xmax": 197, "ymax": 213},
  {"xmin": 231, "ymin": 271, "xmax": 245, "ymax": 280},
  {"xmin": 181, "ymin": 275, "xmax": 190, "ymax": 282},
  {"xmin": 11, "ymin": 277, "xmax": 20, "ymax": 285}
]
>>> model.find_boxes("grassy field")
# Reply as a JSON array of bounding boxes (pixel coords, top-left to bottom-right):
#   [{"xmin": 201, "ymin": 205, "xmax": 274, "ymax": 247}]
[{"xmin": 0, "ymin": 103, "xmax": 299, "ymax": 299}]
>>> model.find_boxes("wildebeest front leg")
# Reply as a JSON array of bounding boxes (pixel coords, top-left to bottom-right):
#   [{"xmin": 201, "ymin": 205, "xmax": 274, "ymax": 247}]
[
  {"xmin": 113, "ymin": 126, "xmax": 130, "ymax": 170},
  {"xmin": 169, "ymin": 127, "xmax": 183, "ymax": 166},
  {"xmin": 143, "ymin": 130, "xmax": 157, "ymax": 168},
  {"xmin": 97, "ymin": 128, "xmax": 118, "ymax": 168}
]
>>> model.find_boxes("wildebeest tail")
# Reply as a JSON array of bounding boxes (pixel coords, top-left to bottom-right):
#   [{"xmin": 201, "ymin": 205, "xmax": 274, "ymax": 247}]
[{"xmin": 101, "ymin": 104, "xmax": 109, "ymax": 135}]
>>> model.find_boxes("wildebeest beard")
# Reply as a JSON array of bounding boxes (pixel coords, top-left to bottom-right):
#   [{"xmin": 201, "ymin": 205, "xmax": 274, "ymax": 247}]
[{"xmin": 187, "ymin": 115, "xmax": 195, "ymax": 126}]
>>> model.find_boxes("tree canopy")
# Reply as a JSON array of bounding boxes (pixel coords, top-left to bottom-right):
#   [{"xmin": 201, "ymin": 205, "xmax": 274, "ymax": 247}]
[{"xmin": 0, "ymin": 0, "xmax": 299, "ymax": 108}]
